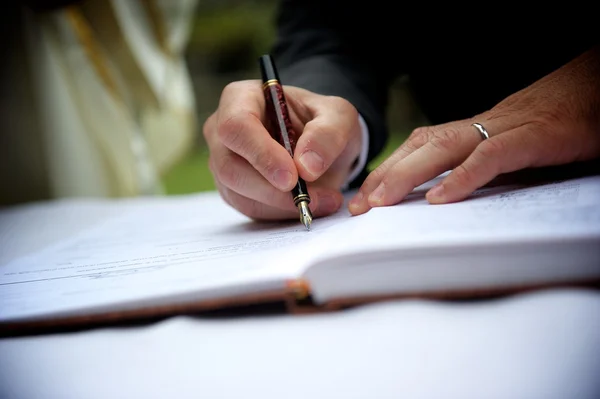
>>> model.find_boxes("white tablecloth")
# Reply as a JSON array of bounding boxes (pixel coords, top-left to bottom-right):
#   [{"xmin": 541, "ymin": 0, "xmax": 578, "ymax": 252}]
[{"xmin": 1, "ymin": 289, "xmax": 600, "ymax": 399}]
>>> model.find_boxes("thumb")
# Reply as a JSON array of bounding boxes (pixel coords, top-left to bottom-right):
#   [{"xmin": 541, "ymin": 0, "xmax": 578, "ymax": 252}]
[{"xmin": 293, "ymin": 96, "xmax": 362, "ymax": 183}]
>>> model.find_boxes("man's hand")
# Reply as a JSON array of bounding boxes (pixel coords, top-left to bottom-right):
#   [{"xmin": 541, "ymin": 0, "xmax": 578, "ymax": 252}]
[
  {"xmin": 349, "ymin": 46, "xmax": 600, "ymax": 215},
  {"xmin": 203, "ymin": 80, "xmax": 362, "ymax": 221}
]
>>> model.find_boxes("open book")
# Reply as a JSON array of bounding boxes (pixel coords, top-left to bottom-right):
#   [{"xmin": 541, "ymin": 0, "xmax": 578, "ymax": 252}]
[{"xmin": 1, "ymin": 166, "xmax": 600, "ymax": 335}]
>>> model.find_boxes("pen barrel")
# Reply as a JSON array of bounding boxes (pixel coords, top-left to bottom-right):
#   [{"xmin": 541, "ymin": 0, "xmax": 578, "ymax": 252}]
[
  {"xmin": 260, "ymin": 54, "xmax": 311, "ymax": 208},
  {"xmin": 263, "ymin": 80, "xmax": 297, "ymax": 157}
]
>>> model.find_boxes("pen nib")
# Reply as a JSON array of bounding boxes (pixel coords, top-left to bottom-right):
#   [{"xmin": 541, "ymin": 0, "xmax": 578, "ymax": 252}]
[{"xmin": 298, "ymin": 201, "xmax": 313, "ymax": 231}]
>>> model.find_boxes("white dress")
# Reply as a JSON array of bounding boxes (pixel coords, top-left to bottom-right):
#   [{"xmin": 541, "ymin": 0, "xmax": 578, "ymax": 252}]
[{"xmin": 0, "ymin": 0, "xmax": 199, "ymax": 204}]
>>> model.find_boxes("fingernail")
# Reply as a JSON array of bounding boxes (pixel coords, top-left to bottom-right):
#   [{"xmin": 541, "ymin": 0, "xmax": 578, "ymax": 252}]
[
  {"xmin": 349, "ymin": 191, "xmax": 364, "ymax": 208},
  {"xmin": 368, "ymin": 183, "xmax": 385, "ymax": 205},
  {"xmin": 299, "ymin": 150, "xmax": 324, "ymax": 176},
  {"xmin": 427, "ymin": 183, "xmax": 445, "ymax": 201},
  {"xmin": 318, "ymin": 195, "xmax": 339, "ymax": 214},
  {"xmin": 273, "ymin": 169, "xmax": 293, "ymax": 190}
]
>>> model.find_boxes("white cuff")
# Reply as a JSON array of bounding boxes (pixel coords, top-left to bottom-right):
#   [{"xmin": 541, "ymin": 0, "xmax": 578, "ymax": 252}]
[{"xmin": 342, "ymin": 113, "xmax": 369, "ymax": 190}]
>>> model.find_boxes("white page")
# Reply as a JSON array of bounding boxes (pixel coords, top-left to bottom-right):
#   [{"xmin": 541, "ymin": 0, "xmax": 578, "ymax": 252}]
[
  {"xmin": 0, "ymin": 192, "xmax": 349, "ymax": 323},
  {"xmin": 301, "ymin": 174, "xmax": 600, "ymax": 303},
  {"xmin": 2, "ymin": 174, "xmax": 599, "ymax": 323},
  {"xmin": 0, "ymin": 199, "xmax": 132, "ymax": 265},
  {"xmin": 322, "ymin": 174, "xmax": 600, "ymax": 255}
]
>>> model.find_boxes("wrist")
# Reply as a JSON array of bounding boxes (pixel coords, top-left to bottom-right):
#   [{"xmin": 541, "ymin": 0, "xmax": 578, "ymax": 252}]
[{"xmin": 342, "ymin": 113, "xmax": 369, "ymax": 190}]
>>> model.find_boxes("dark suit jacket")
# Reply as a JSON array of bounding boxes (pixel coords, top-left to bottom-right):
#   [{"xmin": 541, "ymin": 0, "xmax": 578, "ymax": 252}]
[{"xmin": 270, "ymin": 1, "xmax": 598, "ymax": 188}]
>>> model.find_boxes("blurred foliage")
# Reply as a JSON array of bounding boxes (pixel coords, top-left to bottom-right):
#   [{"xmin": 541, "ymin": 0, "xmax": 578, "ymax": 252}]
[
  {"xmin": 187, "ymin": 0, "xmax": 277, "ymax": 73},
  {"xmin": 163, "ymin": 145, "xmax": 215, "ymax": 194}
]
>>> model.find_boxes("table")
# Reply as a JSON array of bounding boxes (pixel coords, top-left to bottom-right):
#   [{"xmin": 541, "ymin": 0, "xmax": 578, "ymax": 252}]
[
  {"xmin": 1, "ymin": 199, "xmax": 599, "ymax": 398},
  {"xmin": 1, "ymin": 289, "xmax": 600, "ymax": 398}
]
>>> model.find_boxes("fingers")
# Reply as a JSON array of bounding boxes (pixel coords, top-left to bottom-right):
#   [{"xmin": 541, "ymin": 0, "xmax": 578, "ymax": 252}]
[
  {"xmin": 293, "ymin": 96, "xmax": 362, "ymax": 183},
  {"xmin": 208, "ymin": 130, "xmax": 344, "ymax": 219},
  {"xmin": 346, "ymin": 120, "xmax": 470, "ymax": 215},
  {"xmin": 362, "ymin": 118, "xmax": 469, "ymax": 183},
  {"xmin": 208, "ymin": 144, "xmax": 296, "ymax": 212},
  {"xmin": 212, "ymin": 81, "xmax": 298, "ymax": 192},
  {"xmin": 348, "ymin": 119, "xmax": 492, "ymax": 215},
  {"xmin": 216, "ymin": 180, "xmax": 344, "ymax": 221},
  {"xmin": 365, "ymin": 126, "xmax": 478, "ymax": 208},
  {"xmin": 426, "ymin": 125, "xmax": 539, "ymax": 204},
  {"xmin": 203, "ymin": 81, "xmax": 359, "ymax": 221},
  {"xmin": 216, "ymin": 183, "xmax": 293, "ymax": 221}
]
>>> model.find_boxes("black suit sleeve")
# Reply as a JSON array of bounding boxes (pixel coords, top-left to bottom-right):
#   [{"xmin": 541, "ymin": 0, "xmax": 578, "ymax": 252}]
[{"xmin": 270, "ymin": 1, "xmax": 404, "ymax": 188}]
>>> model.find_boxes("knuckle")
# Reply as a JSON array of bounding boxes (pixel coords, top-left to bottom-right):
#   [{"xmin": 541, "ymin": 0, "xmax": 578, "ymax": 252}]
[
  {"xmin": 216, "ymin": 185, "xmax": 232, "ymax": 206},
  {"xmin": 407, "ymin": 127, "xmax": 432, "ymax": 148},
  {"xmin": 530, "ymin": 110, "xmax": 566, "ymax": 132},
  {"xmin": 247, "ymin": 200, "xmax": 267, "ymax": 220},
  {"xmin": 429, "ymin": 128, "xmax": 462, "ymax": 151},
  {"xmin": 238, "ymin": 203, "xmax": 259, "ymax": 220},
  {"xmin": 208, "ymin": 155, "xmax": 217, "ymax": 175},
  {"xmin": 258, "ymin": 154, "xmax": 277, "ymax": 176},
  {"xmin": 472, "ymin": 139, "xmax": 505, "ymax": 176},
  {"xmin": 402, "ymin": 139, "xmax": 421, "ymax": 153},
  {"xmin": 217, "ymin": 113, "xmax": 275, "ymax": 176},
  {"xmin": 327, "ymin": 128, "xmax": 348, "ymax": 155},
  {"xmin": 214, "ymin": 153, "xmax": 244, "ymax": 189},
  {"xmin": 244, "ymin": 135, "xmax": 276, "ymax": 175},
  {"xmin": 306, "ymin": 123, "xmax": 345, "ymax": 160},
  {"xmin": 527, "ymin": 119, "xmax": 550, "ymax": 133},
  {"xmin": 452, "ymin": 164, "xmax": 476, "ymax": 186},
  {"xmin": 326, "ymin": 95, "xmax": 355, "ymax": 112},
  {"xmin": 221, "ymin": 80, "xmax": 248, "ymax": 98},
  {"xmin": 232, "ymin": 195, "xmax": 264, "ymax": 220},
  {"xmin": 325, "ymin": 95, "xmax": 360, "ymax": 125},
  {"xmin": 217, "ymin": 114, "xmax": 247, "ymax": 147},
  {"xmin": 229, "ymin": 196, "xmax": 257, "ymax": 220},
  {"xmin": 409, "ymin": 126, "xmax": 427, "ymax": 138},
  {"xmin": 409, "ymin": 126, "xmax": 430, "ymax": 140},
  {"xmin": 380, "ymin": 165, "xmax": 409, "ymax": 189},
  {"xmin": 202, "ymin": 113, "xmax": 216, "ymax": 140},
  {"xmin": 364, "ymin": 167, "xmax": 387, "ymax": 188},
  {"xmin": 476, "ymin": 137, "xmax": 506, "ymax": 160},
  {"xmin": 380, "ymin": 173, "xmax": 393, "ymax": 188}
]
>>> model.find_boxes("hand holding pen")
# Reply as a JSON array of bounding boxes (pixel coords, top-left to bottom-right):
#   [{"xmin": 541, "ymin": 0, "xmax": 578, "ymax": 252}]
[{"xmin": 202, "ymin": 55, "xmax": 363, "ymax": 225}]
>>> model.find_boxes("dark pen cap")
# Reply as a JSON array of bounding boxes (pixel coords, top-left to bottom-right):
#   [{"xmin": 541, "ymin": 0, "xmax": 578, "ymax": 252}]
[{"xmin": 259, "ymin": 54, "xmax": 280, "ymax": 83}]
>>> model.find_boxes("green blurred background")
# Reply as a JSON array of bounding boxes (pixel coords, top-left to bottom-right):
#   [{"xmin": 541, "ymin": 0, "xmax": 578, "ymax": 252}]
[{"xmin": 162, "ymin": 0, "xmax": 428, "ymax": 195}]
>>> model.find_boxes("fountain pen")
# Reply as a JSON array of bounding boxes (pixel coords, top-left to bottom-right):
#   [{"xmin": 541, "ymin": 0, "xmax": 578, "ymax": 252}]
[{"xmin": 259, "ymin": 54, "xmax": 313, "ymax": 230}]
